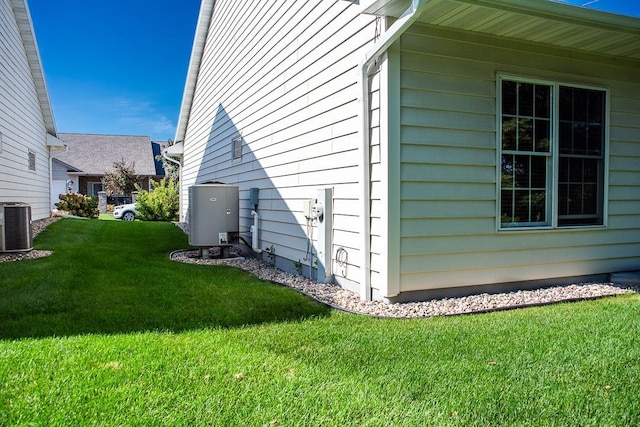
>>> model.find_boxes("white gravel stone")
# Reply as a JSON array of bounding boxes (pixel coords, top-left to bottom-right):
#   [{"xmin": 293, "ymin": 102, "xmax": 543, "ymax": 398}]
[
  {"xmin": 170, "ymin": 248, "xmax": 635, "ymax": 318},
  {"xmin": 0, "ymin": 217, "xmax": 60, "ymax": 263}
]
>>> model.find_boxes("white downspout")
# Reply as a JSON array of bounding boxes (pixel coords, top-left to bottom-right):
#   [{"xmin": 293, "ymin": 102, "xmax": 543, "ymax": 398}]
[
  {"xmin": 162, "ymin": 149, "xmax": 182, "ymax": 169},
  {"xmin": 250, "ymin": 210, "xmax": 262, "ymax": 253},
  {"xmin": 358, "ymin": 0, "xmax": 428, "ymax": 301}
]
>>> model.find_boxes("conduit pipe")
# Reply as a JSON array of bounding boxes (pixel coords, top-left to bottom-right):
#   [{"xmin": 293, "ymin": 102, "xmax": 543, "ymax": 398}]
[
  {"xmin": 250, "ymin": 210, "xmax": 262, "ymax": 253},
  {"xmin": 358, "ymin": 0, "xmax": 428, "ymax": 301}
]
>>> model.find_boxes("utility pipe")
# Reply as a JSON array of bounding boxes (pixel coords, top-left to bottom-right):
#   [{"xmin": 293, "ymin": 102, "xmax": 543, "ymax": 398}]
[
  {"xmin": 358, "ymin": 0, "xmax": 428, "ymax": 301},
  {"xmin": 250, "ymin": 210, "xmax": 262, "ymax": 253}
]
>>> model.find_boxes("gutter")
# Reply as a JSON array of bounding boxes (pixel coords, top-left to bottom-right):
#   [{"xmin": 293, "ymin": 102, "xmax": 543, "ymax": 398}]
[
  {"xmin": 358, "ymin": 0, "xmax": 428, "ymax": 301},
  {"xmin": 174, "ymin": 0, "xmax": 216, "ymax": 145},
  {"xmin": 162, "ymin": 141, "xmax": 184, "ymax": 169}
]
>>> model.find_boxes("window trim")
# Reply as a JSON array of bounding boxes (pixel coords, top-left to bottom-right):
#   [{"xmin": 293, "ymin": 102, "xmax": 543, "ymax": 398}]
[{"xmin": 496, "ymin": 74, "xmax": 609, "ymax": 232}]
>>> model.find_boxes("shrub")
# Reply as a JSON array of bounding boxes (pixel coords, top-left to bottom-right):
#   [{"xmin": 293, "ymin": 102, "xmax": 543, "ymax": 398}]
[
  {"xmin": 55, "ymin": 193, "xmax": 99, "ymax": 218},
  {"xmin": 135, "ymin": 178, "xmax": 179, "ymax": 221}
]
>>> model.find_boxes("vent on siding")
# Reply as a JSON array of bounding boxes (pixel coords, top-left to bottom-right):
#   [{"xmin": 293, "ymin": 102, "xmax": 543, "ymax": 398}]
[
  {"xmin": 0, "ymin": 203, "xmax": 33, "ymax": 252},
  {"xmin": 232, "ymin": 136, "xmax": 242, "ymax": 161},
  {"xmin": 28, "ymin": 150, "xmax": 36, "ymax": 171}
]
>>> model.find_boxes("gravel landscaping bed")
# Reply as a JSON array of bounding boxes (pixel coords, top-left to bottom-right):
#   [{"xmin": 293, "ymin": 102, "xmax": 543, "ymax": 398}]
[
  {"xmin": 3, "ymin": 218, "xmax": 633, "ymax": 316},
  {"xmin": 170, "ymin": 248, "xmax": 635, "ymax": 318},
  {"xmin": 0, "ymin": 217, "xmax": 60, "ymax": 263}
]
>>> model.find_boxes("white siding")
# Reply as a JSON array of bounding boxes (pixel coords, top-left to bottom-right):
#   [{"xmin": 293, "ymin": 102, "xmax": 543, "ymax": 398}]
[
  {"xmin": 0, "ymin": 0, "xmax": 51, "ymax": 220},
  {"xmin": 397, "ymin": 24, "xmax": 640, "ymax": 293},
  {"xmin": 181, "ymin": 0, "xmax": 377, "ymax": 284}
]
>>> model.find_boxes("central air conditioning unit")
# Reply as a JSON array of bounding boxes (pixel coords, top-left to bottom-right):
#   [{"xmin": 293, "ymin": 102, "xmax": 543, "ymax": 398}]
[
  {"xmin": 0, "ymin": 203, "xmax": 33, "ymax": 253},
  {"xmin": 188, "ymin": 183, "xmax": 239, "ymax": 248}
]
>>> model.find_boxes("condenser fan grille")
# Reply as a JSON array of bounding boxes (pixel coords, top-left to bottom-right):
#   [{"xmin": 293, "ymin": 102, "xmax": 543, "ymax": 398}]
[{"xmin": 1, "ymin": 204, "xmax": 33, "ymax": 252}]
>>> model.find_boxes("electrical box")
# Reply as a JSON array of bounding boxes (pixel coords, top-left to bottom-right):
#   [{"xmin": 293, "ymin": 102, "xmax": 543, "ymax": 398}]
[
  {"xmin": 303, "ymin": 198, "xmax": 323, "ymax": 220},
  {"xmin": 188, "ymin": 184, "xmax": 239, "ymax": 246},
  {"xmin": 249, "ymin": 187, "xmax": 259, "ymax": 207},
  {"xmin": 303, "ymin": 199, "xmax": 314, "ymax": 219}
]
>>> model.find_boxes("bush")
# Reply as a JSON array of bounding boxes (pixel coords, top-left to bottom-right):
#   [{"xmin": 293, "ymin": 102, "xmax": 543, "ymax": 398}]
[
  {"xmin": 135, "ymin": 178, "xmax": 179, "ymax": 221},
  {"xmin": 55, "ymin": 193, "xmax": 99, "ymax": 218}
]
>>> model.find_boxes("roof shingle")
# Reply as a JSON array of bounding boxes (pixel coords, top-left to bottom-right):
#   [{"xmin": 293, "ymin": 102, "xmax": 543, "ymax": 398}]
[{"xmin": 54, "ymin": 133, "xmax": 159, "ymax": 176}]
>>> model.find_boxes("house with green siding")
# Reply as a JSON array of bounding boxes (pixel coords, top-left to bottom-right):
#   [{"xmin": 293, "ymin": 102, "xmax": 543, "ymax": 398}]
[{"xmin": 175, "ymin": 0, "xmax": 640, "ymax": 302}]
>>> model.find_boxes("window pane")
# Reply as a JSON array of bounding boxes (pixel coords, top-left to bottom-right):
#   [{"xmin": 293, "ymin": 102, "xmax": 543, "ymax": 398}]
[
  {"xmin": 531, "ymin": 190, "xmax": 546, "ymax": 223},
  {"xmin": 558, "ymin": 157, "xmax": 569, "ymax": 182},
  {"xmin": 501, "ymin": 155, "xmax": 514, "ymax": 188},
  {"xmin": 501, "ymin": 191, "xmax": 514, "ymax": 224},
  {"xmin": 531, "ymin": 156, "xmax": 546, "ymax": 188},
  {"xmin": 583, "ymin": 184, "xmax": 598, "ymax": 215},
  {"xmin": 500, "ymin": 79, "xmax": 552, "ymax": 228},
  {"xmin": 518, "ymin": 119, "xmax": 533, "ymax": 151},
  {"xmin": 559, "ymin": 87, "xmax": 573, "ymax": 121},
  {"xmin": 560, "ymin": 84, "xmax": 605, "ymax": 227},
  {"xmin": 535, "ymin": 119, "xmax": 550, "ymax": 152},
  {"xmin": 583, "ymin": 159, "xmax": 598, "ymax": 183},
  {"xmin": 519, "ymin": 83, "xmax": 534, "ymax": 116},
  {"xmin": 502, "ymin": 117, "xmax": 517, "ymax": 150},
  {"xmin": 514, "ymin": 190, "xmax": 530, "ymax": 222},
  {"xmin": 573, "ymin": 123, "xmax": 587, "ymax": 155},
  {"xmin": 558, "ymin": 184, "xmax": 569, "ymax": 216},
  {"xmin": 587, "ymin": 125, "xmax": 602, "ymax": 155},
  {"xmin": 559, "ymin": 121, "xmax": 572, "ymax": 154},
  {"xmin": 515, "ymin": 155, "xmax": 530, "ymax": 188},
  {"xmin": 568, "ymin": 184, "xmax": 583, "ymax": 215},
  {"xmin": 574, "ymin": 89, "xmax": 589, "ymax": 122},
  {"xmin": 502, "ymin": 80, "xmax": 517, "ymax": 115},
  {"xmin": 589, "ymin": 91, "xmax": 604, "ymax": 124},
  {"xmin": 535, "ymin": 85, "xmax": 550, "ymax": 118},
  {"xmin": 569, "ymin": 158, "xmax": 583, "ymax": 182}
]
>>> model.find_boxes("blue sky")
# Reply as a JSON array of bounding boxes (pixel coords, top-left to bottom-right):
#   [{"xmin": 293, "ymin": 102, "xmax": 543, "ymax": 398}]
[
  {"xmin": 559, "ymin": 0, "xmax": 640, "ymax": 16},
  {"xmin": 28, "ymin": 1, "xmax": 639, "ymax": 142},
  {"xmin": 29, "ymin": 0, "xmax": 201, "ymax": 142}
]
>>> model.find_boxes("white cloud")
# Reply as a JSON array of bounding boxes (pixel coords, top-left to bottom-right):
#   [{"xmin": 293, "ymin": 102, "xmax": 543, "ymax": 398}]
[{"xmin": 107, "ymin": 96, "xmax": 176, "ymax": 140}]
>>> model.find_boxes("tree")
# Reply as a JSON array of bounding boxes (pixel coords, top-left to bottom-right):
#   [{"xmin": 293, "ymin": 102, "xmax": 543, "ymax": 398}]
[{"xmin": 102, "ymin": 159, "xmax": 139, "ymax": 196}]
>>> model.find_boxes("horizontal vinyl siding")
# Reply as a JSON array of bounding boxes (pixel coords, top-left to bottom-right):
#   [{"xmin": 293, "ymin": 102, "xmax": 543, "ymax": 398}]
[
  {"xmin": 0, "ymin": 0, "xmax": 50, "ymax": 220},
  {"xmin": 398, "ymin": 24, "xmax": 640, "ymax": 293},
  {"xmin": 182, "ymin": 0, "xmax": 376, "ymax": 282}
]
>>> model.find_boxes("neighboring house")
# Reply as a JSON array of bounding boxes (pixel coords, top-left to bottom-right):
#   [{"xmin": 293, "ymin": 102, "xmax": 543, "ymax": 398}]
[
  {"xmin": 0, "ymin": 0, "xmax": 65, "ymax": 220},
  {"xmin": 52, "ymin": 133, "xmax": 164, "ymax": 206},
  {"xmin": 175, "ymin": 0, "xmax": 640, "ymax": 302}
]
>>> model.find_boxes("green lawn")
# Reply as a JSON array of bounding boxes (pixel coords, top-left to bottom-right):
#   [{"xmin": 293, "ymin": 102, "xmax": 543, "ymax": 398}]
[{"xmin": 1, "ymin": 219, "xmax": 638, "ymax": 426}]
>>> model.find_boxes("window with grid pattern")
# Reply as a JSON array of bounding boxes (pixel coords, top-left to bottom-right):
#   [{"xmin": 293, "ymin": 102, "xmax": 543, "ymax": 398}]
[{"xmin": 499, "ymin": 77, "xmax": 605, "ymax": 229}]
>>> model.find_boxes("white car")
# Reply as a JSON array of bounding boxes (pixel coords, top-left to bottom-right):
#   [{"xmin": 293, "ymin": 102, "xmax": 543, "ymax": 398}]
[{"xmin": 113, "ymin": 203, "xmax": 137, "ymax": 221}]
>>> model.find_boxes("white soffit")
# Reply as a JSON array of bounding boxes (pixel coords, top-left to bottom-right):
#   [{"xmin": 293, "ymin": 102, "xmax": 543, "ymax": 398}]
[
  {"xmin": 361, "ymin": 0, "xmax": 413, "ymax": 16},
  {"xmin": 361, "ymin": 0, "xmax": 640, "ymax": 61},
  {"xmin": 46, "ymin": 133, "xmax": 66, "ymax": 148},
  {"xmin": 164, "ymin": 141, "xmax": 184, "ymax": 157},
  {"xmin": 11, "ymin": 0, "xmax": 57, "ymax": 135}
]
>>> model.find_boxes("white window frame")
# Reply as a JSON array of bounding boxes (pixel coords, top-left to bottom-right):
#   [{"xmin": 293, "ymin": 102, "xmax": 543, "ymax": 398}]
[{"xmin": 496, "ymin": 74, "xmax": 609, "ymax": 231}]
